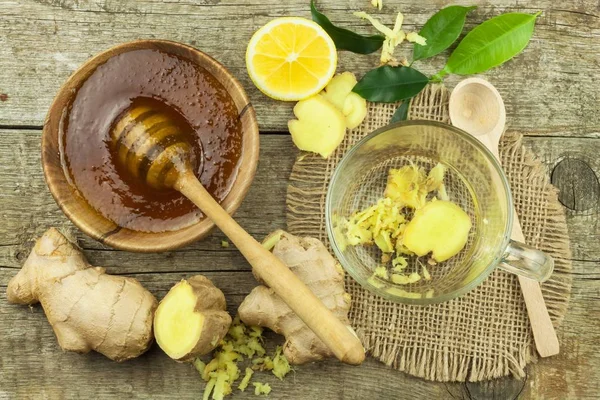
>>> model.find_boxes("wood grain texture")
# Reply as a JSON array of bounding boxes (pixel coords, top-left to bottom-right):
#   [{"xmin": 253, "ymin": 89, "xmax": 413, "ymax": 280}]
[
  {"xmin": 0, "ymin": 131, "xmax": 599, "ymax": 399},
  {"xmin": 0, "ymin": 0, "xmax": 599, "ymax": 136},
  {"xmin": 525, "ymin": 137, "xmax": 600, "ymax": 262},
  {"xmin": 551, "ymin": 158, "xmax": 600, "ymax": 212}
]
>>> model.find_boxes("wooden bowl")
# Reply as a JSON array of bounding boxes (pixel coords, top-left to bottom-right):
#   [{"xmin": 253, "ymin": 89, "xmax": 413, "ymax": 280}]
[{"xmin": 42, "ymin": 40, "xmax": 259, "ymax": 252}]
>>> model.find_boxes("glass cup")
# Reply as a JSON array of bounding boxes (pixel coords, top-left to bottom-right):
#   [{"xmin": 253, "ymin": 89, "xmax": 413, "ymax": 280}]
[{"xmin": 326, "ymin": 121, "xmax": 554, "ymax": 305}]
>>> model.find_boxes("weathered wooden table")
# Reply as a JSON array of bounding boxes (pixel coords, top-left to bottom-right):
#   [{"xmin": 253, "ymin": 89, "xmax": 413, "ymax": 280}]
[{"xmin": 1, "ymin": 1, "xmax": 598, "ymax": 399}]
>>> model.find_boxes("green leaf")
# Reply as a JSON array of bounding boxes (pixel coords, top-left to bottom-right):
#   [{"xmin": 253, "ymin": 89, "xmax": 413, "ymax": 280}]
[
  {"xmin": 441, "ymin": 12, "xmax": 540, "ymax": 76},
  {"xmin": 311, "ymin": 0, "xmax": 385, "ymax": 54},
  {"xmin": 390, "ymin": 100, "xmax": 411, "ymax": 123},
  {"xmin": 353, "ymin": 65, "xmax": 429, "ymax": 103},
  {"xmin": 413, "ymin": 5, "xmax": 476, "ymax": 61}
]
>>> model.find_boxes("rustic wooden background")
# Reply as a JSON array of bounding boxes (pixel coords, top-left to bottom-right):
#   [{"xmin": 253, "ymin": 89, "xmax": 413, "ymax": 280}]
[{"xmin": 1, "ymin": 0, "xmax": 599, "ymax": 399}]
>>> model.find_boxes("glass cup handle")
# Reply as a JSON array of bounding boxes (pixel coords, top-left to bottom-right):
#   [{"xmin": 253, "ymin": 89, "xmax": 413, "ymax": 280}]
[{"xmin": 498, "ymin": 240, "xmax": 554, "ymax": 282}]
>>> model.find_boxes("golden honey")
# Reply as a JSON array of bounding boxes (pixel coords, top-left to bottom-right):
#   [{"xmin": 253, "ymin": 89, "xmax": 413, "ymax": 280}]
[{"xmin": 61, "ymin": 49, "xmax": 243, "ymax": 232}]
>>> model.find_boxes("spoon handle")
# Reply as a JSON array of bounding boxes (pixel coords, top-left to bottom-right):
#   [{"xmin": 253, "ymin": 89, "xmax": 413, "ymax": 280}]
[
  {"xmin": 449, "ymin": 77, "xmax": 559, "ymax": 357},
  {"xmin": 511, "ymin": 214, "xmax": 560, "ymax": 357},
  {"xmin": 175, "ymin": 171, "xmax": 366, "ymax": 365}
]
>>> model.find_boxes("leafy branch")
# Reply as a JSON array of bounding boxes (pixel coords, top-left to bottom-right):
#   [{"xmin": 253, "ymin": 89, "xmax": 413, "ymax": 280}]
[{"xmin": 311, "ymin": 2, "xmax": 540, "ymax": 120}]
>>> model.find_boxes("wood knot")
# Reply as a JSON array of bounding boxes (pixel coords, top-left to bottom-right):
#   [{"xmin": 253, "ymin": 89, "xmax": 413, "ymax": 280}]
[
  {"xmin": 551, "ymin": 157, "xmax": 599, "ymax": 212},
  {"xmin": 15, "ymin": 251, "xmax": 26, "ymax": 262}
]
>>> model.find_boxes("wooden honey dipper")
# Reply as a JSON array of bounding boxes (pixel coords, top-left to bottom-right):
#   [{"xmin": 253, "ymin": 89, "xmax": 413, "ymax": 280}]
[{"xmin": 111, "ymin": 104, "xmax": 366, "ymax": 365}]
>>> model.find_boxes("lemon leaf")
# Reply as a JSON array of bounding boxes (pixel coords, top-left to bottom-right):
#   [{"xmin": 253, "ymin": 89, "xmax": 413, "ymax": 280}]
[
  {"xmin": 440, "ymin": 12, "xmax": 540, "ymax": 76},
  {"xmin": 413, "ymin": 5, "xmax": 476, "ymax": 61},
  {"xmin": 390, "ymin": 99, "xmax": 411, "ymax": 123},
  {"xmin": 311, "ymin": 1, "xmax": 385, "ymax": 54},
  {"xmin": 353, "ymin": 65, "xmax": 429, "ymax": 103}
]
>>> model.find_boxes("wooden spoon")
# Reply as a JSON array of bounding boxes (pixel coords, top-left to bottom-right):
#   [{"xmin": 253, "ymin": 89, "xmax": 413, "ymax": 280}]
[
  {"xmin": 449, "ymin": 77, "xmax": 559, "ymax": 357},
  {"xmin": 110, "ymin": 104, "xmax": 366, "ymax": 365}
]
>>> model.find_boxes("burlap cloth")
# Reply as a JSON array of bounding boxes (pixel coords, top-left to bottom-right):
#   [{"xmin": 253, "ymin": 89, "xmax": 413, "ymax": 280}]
[{"xmin": 286, "ymin": 84, "xmax": 572, "ymax": 382}]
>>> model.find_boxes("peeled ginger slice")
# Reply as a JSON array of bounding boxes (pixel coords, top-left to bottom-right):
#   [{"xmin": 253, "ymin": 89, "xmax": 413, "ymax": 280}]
[
  {"xmin": 343, "ymin": 93, "xmax": 367, "ymax": 129},
  {"xmin": 402, "ymin": 200, "xmax": 472, "ymax": 262},
  {"xmin": 288, "ymin": 95, "xmax": 346, "ymax": 158},
  {"xmin": 154, "ymin": 281, "xmax": 204, "ymax": 359}
]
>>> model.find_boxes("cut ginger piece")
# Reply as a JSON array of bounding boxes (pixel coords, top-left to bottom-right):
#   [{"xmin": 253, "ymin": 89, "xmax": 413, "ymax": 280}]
[
  {"xmin": 288, "ymin": 95, "xmax": 346, "ymax": 158},
  {"xmin": 321, "ymin": 72, "xmax": 367, "ymax": 129},
  {"xmin": 321, "ymin": 72, "xmax": 357, "ymax": 110},
  {"xmin": 343, "ymin": 93, "xmax": 367, "ymax": 129},
  {"xmin": 154, "ymin": 276, "xmax": 232, "ymax": 362},
  {"xmin": 402, "ymin": 200, "xmax": 472, "ymax": 262}
]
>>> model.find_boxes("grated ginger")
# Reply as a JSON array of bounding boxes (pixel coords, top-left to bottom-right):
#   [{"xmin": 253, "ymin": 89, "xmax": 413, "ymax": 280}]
[
  {"xmin": 194, "ymin": 317, "xmax": 291, "ymax": 400},
  {"xmin": 272, "ymin": 346, "xmax": 291, "ymax": 380},
  {"xmin": 370, "ymin": 0, "xmax": 383, "ymax": 10},
  {"xmin": 345, "ymin": 163, "xmax": 447, "ymax": 257},
  {"xmin": 341, "ymin": 163, "xmax": 471, "ymax": 288},
  {"xmin": 384, "ymin": 164, "xmax": 428, "ymax": 209},
  {"xmin": 345, "ymin": 197, "xmax": 407, "ymax": 253},
  {"xmin": 391, "ymin": 272, "xmax": 421, "ymax": 285},
  {"xmin": 253, "ymin": 383, "xmax": 272, "ymax": 396},
  {"xmin": 238, "ymin": 368, "xmax": 254, "ymax": 392}
]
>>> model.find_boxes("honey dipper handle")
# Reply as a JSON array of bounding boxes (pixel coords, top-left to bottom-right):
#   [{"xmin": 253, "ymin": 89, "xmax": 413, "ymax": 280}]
[{"xmin": 175, "ymin": 171, "xmax": 365, "ymax": 365}]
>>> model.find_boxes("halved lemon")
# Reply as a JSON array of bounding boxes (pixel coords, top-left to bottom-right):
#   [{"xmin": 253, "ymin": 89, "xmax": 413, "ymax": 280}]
[{"xmin": 246, "ymin": 17, "xmax": 337, "ymax": 101}]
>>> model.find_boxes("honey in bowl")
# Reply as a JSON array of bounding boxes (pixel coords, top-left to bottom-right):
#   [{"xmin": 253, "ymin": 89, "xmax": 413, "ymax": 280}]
[{"xmin": 61, "ymin": 48, "xmax": 243, "ymax": 232}]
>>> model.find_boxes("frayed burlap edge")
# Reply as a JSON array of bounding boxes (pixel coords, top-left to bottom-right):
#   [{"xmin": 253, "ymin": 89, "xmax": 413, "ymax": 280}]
[{"xmin": 286, "ymin": 84, "xmax": 572, "ymax": 382}]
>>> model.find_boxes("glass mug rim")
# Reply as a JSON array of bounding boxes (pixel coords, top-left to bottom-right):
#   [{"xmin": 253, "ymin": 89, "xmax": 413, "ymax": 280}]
[{"xmin": 325, "ymin": 120, "xmax": 514, "ymax": 305}]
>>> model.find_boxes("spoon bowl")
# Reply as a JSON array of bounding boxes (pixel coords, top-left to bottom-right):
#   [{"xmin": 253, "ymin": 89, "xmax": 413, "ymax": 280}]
[{"xmin": 450, "ymin": 77, "xmax": 506, "ymax": 154}]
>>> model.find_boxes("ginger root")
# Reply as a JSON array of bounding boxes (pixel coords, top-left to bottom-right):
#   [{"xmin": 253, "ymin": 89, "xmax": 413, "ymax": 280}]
[
  {"xmin": 288, "ymin": 95, "xmax": 347, "ymax": 158},
  {"xmin": 402, "ymin": 200, "xmax": 472, "ymax": 262},
  {"xmin": 6, "ymin": 228, "xmax": 157, "ymax": 362},
  {"xmin": 238, "ymin": 230, "xmax": 354, "ymax": 364},
  {"xmin": 154, "ymin": 276, "xmax": 231, "ymax": 362}
]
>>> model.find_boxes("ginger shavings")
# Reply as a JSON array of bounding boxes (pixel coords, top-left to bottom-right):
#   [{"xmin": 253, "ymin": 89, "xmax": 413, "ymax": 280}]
[
  {"xmin": 353, "ymin": 11, "xmax": 426, "ymax": 65},
  {"xmin": 370, "ymin": 0, "xmax": 383, "ymax": 10},
  {"xmin": 194, "ymin": 317, "xmax": 291, "ymax": 400}
]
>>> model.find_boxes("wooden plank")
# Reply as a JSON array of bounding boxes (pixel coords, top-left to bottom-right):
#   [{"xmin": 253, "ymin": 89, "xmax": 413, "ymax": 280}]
[
  {"xmin": 0, "ymin": 1, "xmax": 599, "ymax": 136},
  {"xmin": 524, "ymin": 136, "xmax": 600, "ymax": 261}
]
